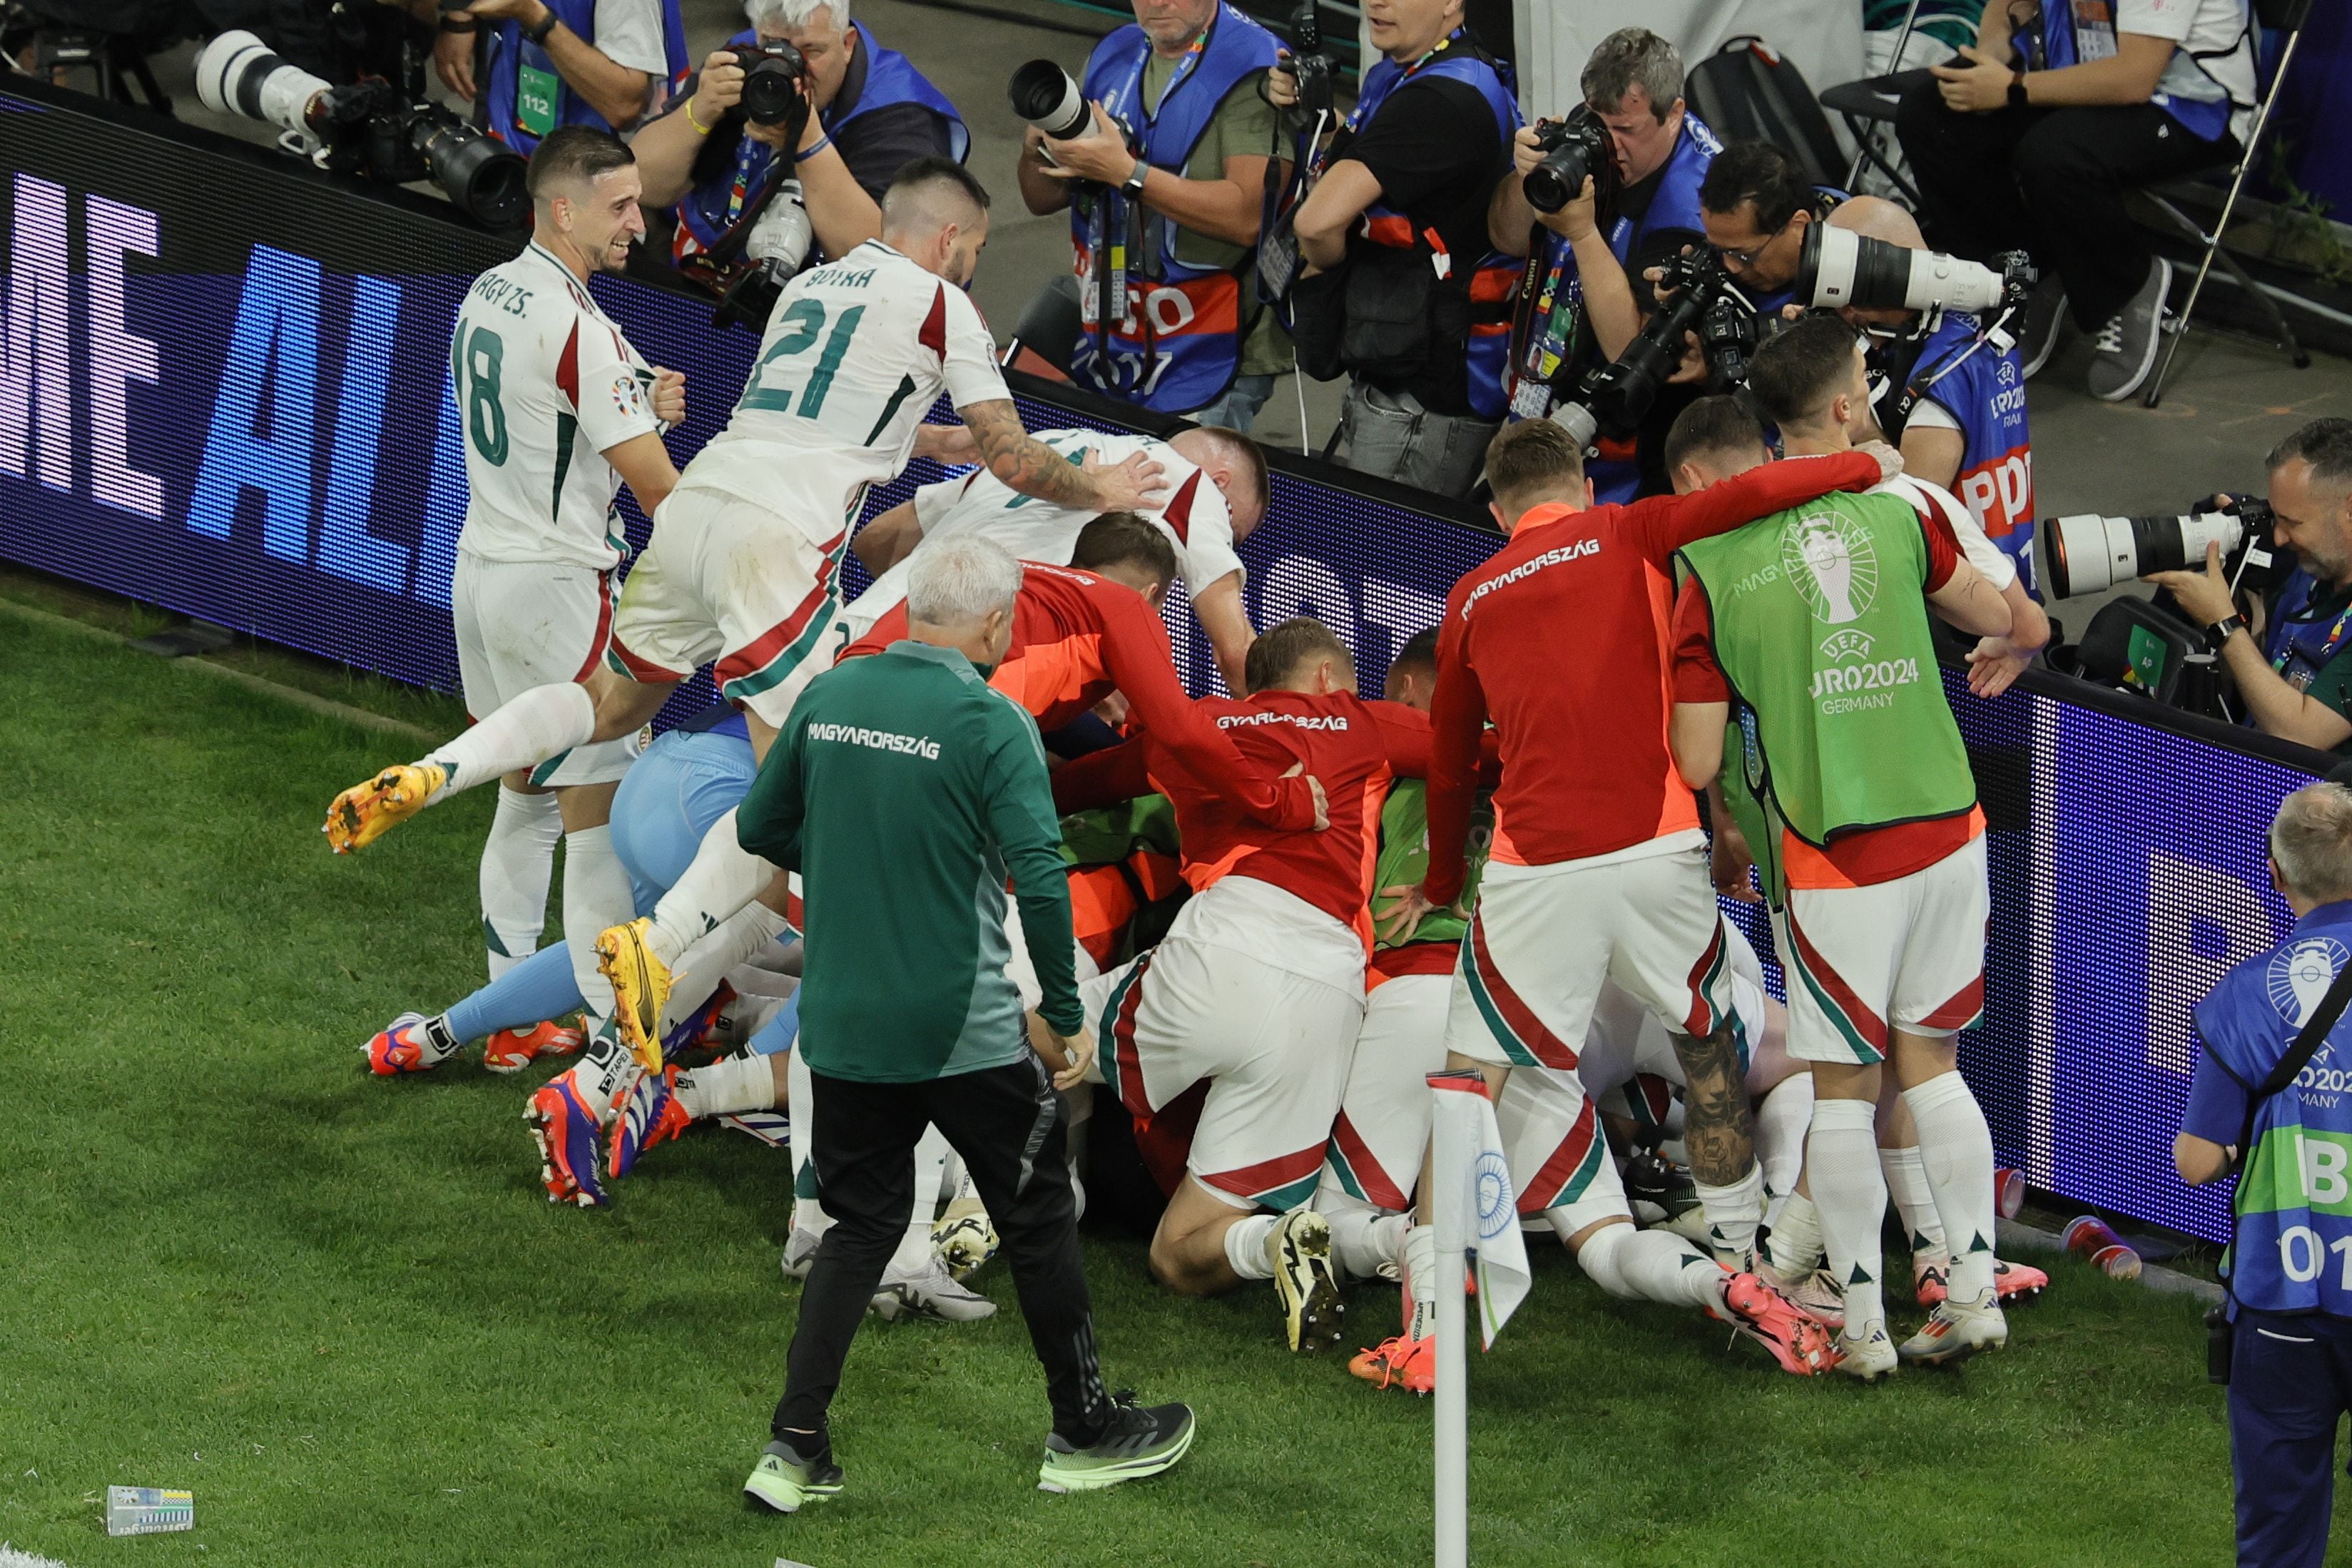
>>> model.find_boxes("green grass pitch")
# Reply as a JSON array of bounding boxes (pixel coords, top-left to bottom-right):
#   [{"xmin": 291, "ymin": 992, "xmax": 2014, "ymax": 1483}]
[{"xmin": 0, "ymin": 609, "xmax": 2246, "ymax": 1564}]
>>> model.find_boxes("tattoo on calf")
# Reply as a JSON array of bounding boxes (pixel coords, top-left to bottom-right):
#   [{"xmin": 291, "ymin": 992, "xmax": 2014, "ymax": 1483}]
[{"xmin": 1669, "ymin": 1024, "xmax": 1756, "ymax": 1188}]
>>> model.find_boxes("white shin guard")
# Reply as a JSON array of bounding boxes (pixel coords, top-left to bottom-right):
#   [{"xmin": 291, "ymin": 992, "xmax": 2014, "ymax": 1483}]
[
  {"xmin": 426, "ymin": 683, "xmax": 596, "ymax": 798},
  {"xmin": 646, "ymin": 808, "xmax": 778, "ymax": 968},
  {"xmin": 480, "ymin": 785, "xmax": 561, "ymax": 979},
  {"xmin": 1569, "ymin": 1219, "xmax": 1723, "ymax": 1311},
  {"xmin": 561, "ymin": 823, "xmax": 634, "ymax": 1022}
]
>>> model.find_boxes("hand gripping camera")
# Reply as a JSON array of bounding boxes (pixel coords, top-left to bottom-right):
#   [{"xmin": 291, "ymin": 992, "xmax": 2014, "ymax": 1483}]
[
  {"xmin": 1522, "ymin": 110, "xmax": 1615, "ymax": 216},
  {"xmin": 728, "ymin": 39, "xmax": 812, "ymax": 140}
]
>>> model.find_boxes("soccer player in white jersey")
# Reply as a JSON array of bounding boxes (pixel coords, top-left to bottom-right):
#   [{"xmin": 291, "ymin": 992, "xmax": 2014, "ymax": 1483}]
[
  {"xmin": 843, "ymin": 425, "xmax": 1269, "ymax": 693},
  {"xmin": 414, "ymin": 129, "xmax": 688, "ymax": 1084},
  {"xmin": 325, "ymin": 160, "xmax": 1166, "ymax": 1164}
]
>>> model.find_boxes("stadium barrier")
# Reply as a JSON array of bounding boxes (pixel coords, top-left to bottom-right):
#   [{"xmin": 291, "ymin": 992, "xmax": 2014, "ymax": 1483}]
[{"xmin": 1, "ymin": 78, "xmax": 2331, "ymax": 1247}]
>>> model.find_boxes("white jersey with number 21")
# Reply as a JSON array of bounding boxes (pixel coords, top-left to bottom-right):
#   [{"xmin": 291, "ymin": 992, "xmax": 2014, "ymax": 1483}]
[
  {"xmin": 449, "ymin": 241, "xmax": 660, "ymax": 571},
  {"xmin": 680, "ymin": 238, "xmax": 1011, "ymax": 526}
]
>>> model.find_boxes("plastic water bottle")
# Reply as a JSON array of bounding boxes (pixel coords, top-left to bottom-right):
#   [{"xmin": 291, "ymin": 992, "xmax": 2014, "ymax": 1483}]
[
  {"xmin": 1994, "ymin": 1167, "xmax": 2026, "ymax": 1219},
  {"xmin": 106, "ymin": 1485, "xmax": 193, "ymax": 1536},
  {"xmin": 2062, "ymin": 1215, "xmax": 2142, "ymax": 1281}
]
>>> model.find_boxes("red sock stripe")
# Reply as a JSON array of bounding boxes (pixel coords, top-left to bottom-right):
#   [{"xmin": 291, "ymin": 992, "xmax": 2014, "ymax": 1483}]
[
  {"xmin": 1787, "ymin": 908, "xmax": 1890, "ymax": 1057},
  {"xmin": 1469, "ymin": 909, "xmax": 1579, "ymax": 1071},
  {"xmin": 1331, "ymin": 1111, "xmax": 1410, "ymax": 1212}
]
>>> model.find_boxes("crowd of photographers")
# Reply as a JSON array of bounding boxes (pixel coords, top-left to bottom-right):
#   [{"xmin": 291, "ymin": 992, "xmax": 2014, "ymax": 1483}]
[{"xmin": 92, "ymin": 0, "xmax": 2352, "ymax": 759}]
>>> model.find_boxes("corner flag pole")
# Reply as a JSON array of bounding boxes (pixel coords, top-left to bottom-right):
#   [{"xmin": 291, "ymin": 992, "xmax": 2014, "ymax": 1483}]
[{"xmin": 1432, "ymin": 1086, "xmax": 1470, "ymax": 1568}]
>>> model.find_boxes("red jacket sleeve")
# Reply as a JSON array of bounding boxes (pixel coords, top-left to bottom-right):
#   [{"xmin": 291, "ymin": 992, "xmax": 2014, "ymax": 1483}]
[
  {"xmin": 1422, "ymin": 599, "xmax": 1488, "ymax": 907},
  {"xmin": 1097, "ymin": 589, "xmax": 1314, "ymax": 830},
  {"xmin": 1915, "ymin": 498, "xmax": 1962, "ymax": 590},
  {"xmin": 1620, "ymin": 449, "xmax": 1883, "ymax": 565},
  {"xmin": 1049, "ymin": 737, "xmax": 1154, "ymax": 816},
  {"xmin": 842, "ymin": 604, "xmax": 907, "ymax": 662},
  {"xmin": 1671, "ymin": 577, "xmax": 1731, "ymax": 703}
]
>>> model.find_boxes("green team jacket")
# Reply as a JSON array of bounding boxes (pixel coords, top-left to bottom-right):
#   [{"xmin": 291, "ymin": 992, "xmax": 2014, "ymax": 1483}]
[
  {"xmin": 1371, "ymin": 777, "xmax": 1490, "ymax": 954},
  {"xmin": 735, "ymin": 641, "xmax": 1084, "ymax": 1084}
]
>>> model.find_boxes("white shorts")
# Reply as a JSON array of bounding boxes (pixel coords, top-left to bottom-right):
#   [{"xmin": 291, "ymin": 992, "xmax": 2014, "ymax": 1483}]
[
  {"xmin": 1081, "ymin": 880, "xmax": 1365, "ymax": 1211},
  {"xmin": 452, "ymin": 552, "xmax": 639, "ymax": 787},
  {"xmin": 1782, "ymin": 834, "xmax": 1989, "ymax": 1064},
  {"xmin": 1323, "ymin": 970, "xmax": 1452, "ymax": 1213},
  {"xmin": 835, "ymin": 556, "xmax": 912, "ymax": 651},
  {"xmin": 1577, "ymin": 917, "xmax": 1771, "ymax": 1134},
  {"xmin": 1444, "ymin": 835, "xmax": 1738, "ymax": 1081},
  {"xmin": 607, "ymin": 483, "xmax": 852, "ymax": 727},
  {"xmin": 1494, "ymin": 1060, "xmax": 1630, "ymax": 1234}
]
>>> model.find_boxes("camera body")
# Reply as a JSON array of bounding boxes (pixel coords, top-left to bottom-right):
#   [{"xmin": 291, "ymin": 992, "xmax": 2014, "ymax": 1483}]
[
  {"xmin": 1524, "ymin": 111, "xmax": 1614, "ymax": 216},
  {"xmin": 2046, "ymin": 497, "xmax": 2284, "ymax": 600},
  {"xmin": 1573, "ymin": 247, "xmax": 1757, "ymax": 437},
  {"xmin": 1286, "ymin": 0, "xmax": 1336, "ymax": 120},
  {"xmin": 728, "ymin": 40, "xmax": 810, "ymax": 131}
]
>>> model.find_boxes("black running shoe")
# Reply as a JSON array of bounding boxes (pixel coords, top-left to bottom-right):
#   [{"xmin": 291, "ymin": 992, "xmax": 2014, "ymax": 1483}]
[{"xmin": 1037, "ymin": 1393, "xmax": 1196, "ymax": 1493}]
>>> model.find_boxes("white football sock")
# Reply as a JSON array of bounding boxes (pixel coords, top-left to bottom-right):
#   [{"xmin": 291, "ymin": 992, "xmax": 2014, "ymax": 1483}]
[
  {"xmin": 1691, "ymin": 1162, "xmax": 1766, "ymax": 1267},
  {"xmin": 661, "ymin": 902, "xmax": 792, "ymax": 1032},
  {"xmin": 788, "ymin": 1045, "xmax": 830, "ymax": 1239},
  {"xmin": 676, "ymin": 1051, "xmax": 775, "ymax": 1119},
  {"xmin": 1903, "ymin": 1071, "xmax": 2000, "ymax": 1303},
  {"xmin": 1403, "ymin": 1222, "xmax": 1437, "ymax": 1340},
  {"xmin": 1756, "ymin": 1073, "xmax": 1813, "ymax": 1210},
  {"xmin": 561, "ymin": 824, "xmax": 633, "ymax": 1020},
  {"xmin": 423, "ymin": 683, "xmax": 595, "ymax": 800},
  {"xmin": 1880, "ymin": 1144, "xmax": 1948, "ymax": 1258},
  {"xmin": 570, "ymin": 1022, "xmax": 638, "ymax": 1122},
  {"xmin": 1761, "ymin": 1191, "xmax": 1825, "ymax": 1278},
  {"xmin": 886, "ymin": 1126, "xmax": 952, "ymax": 1276},
  {"xmin": 645, "ymin": 810, "xmax": 778, "ymax": 967},
  {"xmin": 1319, "ymin": 1191, "xmax": 1407, "ymax": 1283},
  {"xmin": 1222, "ymin": 1212, "xmax": 1280, "ymax": 1281},
  {"xmin": 1570, "ymin": 1220, "xmax": 1724, "ymax": 1311},
  {"xmin": 1808, "ymin": 1096, "xmax": 1888, "ymax": 1334},
  {"xmin": 480, "ymin": 785, "xmax": 560, "ymax": 979}
]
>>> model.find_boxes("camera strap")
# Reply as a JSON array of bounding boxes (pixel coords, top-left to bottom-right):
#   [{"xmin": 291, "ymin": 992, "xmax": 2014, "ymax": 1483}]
[{"xmin": 2219, "ymin": 952, "xmax": 2352, "ymax": 1308}]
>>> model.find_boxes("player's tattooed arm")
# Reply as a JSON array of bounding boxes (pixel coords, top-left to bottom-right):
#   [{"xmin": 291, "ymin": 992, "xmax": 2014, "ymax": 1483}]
[
  {"xmin": 1669, "ymin": 1025, "xmax": 1756, "ymax": 1190},
  {"xmin": 962, "ymin": 399, "xmax": 1166, "ymax": 511}
]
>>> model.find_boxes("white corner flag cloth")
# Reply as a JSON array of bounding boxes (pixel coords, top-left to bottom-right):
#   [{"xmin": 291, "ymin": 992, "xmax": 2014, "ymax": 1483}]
[{"xmin": 1430, "ymin": 1074, "xmax": 1530, "ymax": 1347}]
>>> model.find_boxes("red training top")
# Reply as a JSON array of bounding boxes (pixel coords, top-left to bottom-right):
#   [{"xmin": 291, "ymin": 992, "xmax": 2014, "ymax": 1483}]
[
  {"xmin": 1423, "ymin": 449, "xmax": 1883, "ymax": 905},
  {"xmin": 1670, "ymin": 480, "xmax": 1984, "ymax": 890},
  {"xmin": 1053, "ymin": 690, "xmax": 1441, "ymax": 945},
  {"xmin": 849, "ymin": 559, "xmax": 1311, "ymax": 829}
]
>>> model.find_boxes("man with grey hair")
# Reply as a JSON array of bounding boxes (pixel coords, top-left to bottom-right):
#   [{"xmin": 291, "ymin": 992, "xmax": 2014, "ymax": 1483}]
[
  {"xmin": 2177, "ymin": 780, "xmax": 2352, "ymax": 1566},
  {"xmin": 733, "ymin": 534, "xmax": 1197, "ymax": 1512},
  {"xmin": 634, "ymin": 0, "xmax": 969, "ymax": 273},
  {"xmin": 2147, "ymin": 419, "xmax": 2352, "ymax": 755},
  {"xmin": 1485, "ymin": 26, "xmax": 1723, "ymax": 503}
]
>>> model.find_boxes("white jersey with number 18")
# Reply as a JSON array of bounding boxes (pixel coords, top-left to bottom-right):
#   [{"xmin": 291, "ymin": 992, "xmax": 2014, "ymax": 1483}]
[
  {"xmin": 679, "ymin": 239, "xmax": 1010, "ymax": 526},
  {"xmin": 450, "ymin": 242, "xmax": 661, "ymax": 571}
]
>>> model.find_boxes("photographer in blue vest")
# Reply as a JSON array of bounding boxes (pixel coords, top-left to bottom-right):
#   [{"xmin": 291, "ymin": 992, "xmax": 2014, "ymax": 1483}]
[
  {"xmin": 1013, "ymin": 0, "xmax": 1288, "ymax": 432},
  {"xmin": 2146, "ymin": 420, "xmax": 2352, "ymax": 758},
  {"xmin": 433, "ymin": 0, "xmax": 686, "ymax": 153},
  {"xmin": 1485, "ymin": 27, "xmax": 1719, "ymax": 504},
  {"xmin": 633, "ymin": 0, "xmax": 968, "ymax": 270},
  {"xmin": 1271, "ymin": 0, "xmax": 1518, "ymax": 499},
  {"xmin": 2178, "ymin": 780, "xmax": 2352, "ymax": 1568},
  {"xmin": 1896, "ymin": 0, "xmax": 2256, "ymax": 402}
]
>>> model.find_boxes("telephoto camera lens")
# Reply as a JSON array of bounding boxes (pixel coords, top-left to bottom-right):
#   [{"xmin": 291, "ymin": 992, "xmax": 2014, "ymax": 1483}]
[
  {"xmin": 2045, "ymin": 511, "xmax": 2252, "ymax": 599},
  {"xmin": 408, "ymin": 108, "xmax": 529, "ymax": 229},
  {"xmin": 1798, "ymin": 225, "xmax": 2008, "ymax": 315},
  {"xmin": 193, "ymin": 30, "xmax": 332, "ymax": 142},
  {"xmin": 1009, "ymin": 59, "xmax": 1091, "ymax": 141}
]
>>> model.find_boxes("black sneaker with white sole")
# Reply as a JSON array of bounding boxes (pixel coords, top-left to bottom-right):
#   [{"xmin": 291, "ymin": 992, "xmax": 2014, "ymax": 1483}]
[
  {"xmin": 2087, "ymin": 255, "xmax": 2172, "ymax": 402},
  {"xmin": 1037, "ymin": 1393, "xmax": 1196, "ymax": 1493},
  {"xmin": 743, "ymin": 1437, "xmax": 845, "ymax": 1513}
]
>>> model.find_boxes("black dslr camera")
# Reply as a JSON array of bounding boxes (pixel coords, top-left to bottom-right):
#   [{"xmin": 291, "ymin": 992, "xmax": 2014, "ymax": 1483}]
[
  {"xmin": 1524, "ymin": 109, "xmax": 1615, "ymax": 215},
  {"xmin": 1576, "ymin": 248, "xmax": 1759, "ymax": 435},
  {"xmin": 1284, "ymin": 0, "xmax": 1335, "ymax": 119},
  {"xmin": 728, "ymin": 40, "xmax": 810, "ymax": 134}
]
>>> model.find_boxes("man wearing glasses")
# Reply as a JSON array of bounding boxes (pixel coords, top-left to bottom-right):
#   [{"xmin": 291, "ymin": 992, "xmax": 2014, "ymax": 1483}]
[{"xmin": 1695, "ymin": 141, "xmax": 1841, "ymax": 315}]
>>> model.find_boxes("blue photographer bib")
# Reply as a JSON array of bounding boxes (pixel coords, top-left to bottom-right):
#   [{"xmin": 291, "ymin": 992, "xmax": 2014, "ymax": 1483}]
[
  {"xmin": 483, "ymin": 0, "xmax": 688, "ymax": 155},
  {"xmin": 1910, "ymin": 307, "xmax": 2036, "ymax": 592},
  {"xmin": 673, "ymin": 25, "xmax": 967, "ymax": 258},
  {"xmin": 2196, "ymin": 902, "xmax": 2352, "ymax": 1315},
  {"xmin": 1512, "ymin": 113, "xmax": 1721, "ymax": 503},
  {"xmin": 2035, "ymin": 0, "xmax": 2246, "ymax": 141},
  {"xmin": 1069, "ymin": 2, "xmax": 1279, "ymax": 412}
]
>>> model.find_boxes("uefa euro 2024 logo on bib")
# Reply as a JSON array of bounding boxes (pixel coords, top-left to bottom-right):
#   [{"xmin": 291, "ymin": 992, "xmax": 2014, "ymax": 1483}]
[
  {"xmin": 1781, "ymin": 509, "xmax": 1879, "ymax": 626},
  {"xmin": 2268, "ymin": 937, "xmax": 2351, "ymax": 1025}
]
